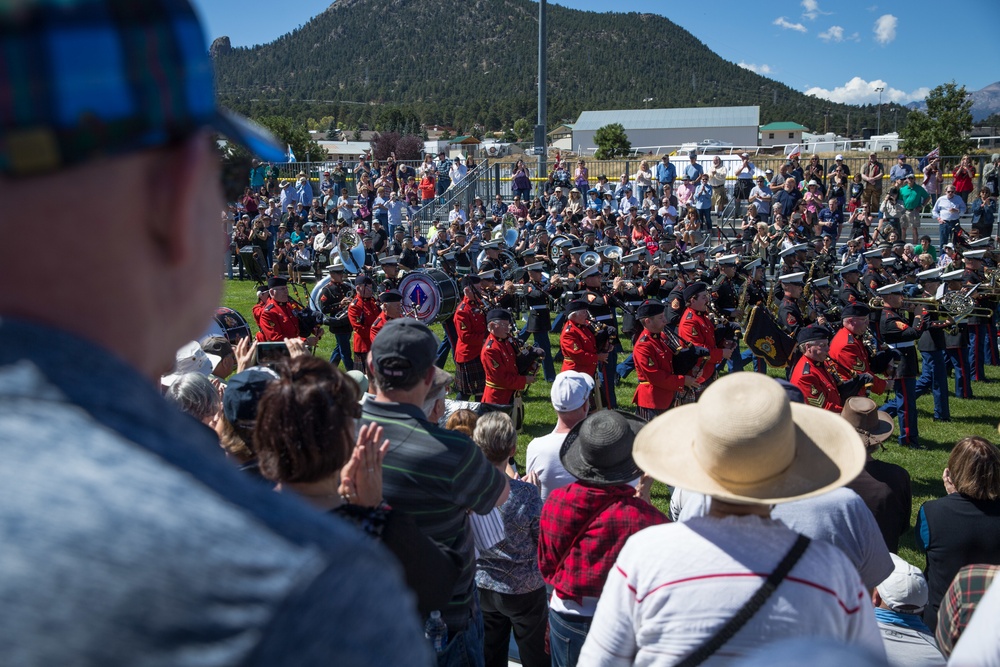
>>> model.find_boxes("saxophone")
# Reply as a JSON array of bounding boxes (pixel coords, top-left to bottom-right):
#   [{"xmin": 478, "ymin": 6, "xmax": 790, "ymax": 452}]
[{"xmin": 736, "ymin": 277, "xmax": 751, "ymax": 325}]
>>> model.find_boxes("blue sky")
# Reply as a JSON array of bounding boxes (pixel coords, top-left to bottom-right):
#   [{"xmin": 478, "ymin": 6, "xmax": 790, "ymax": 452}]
[{"xmin": 192, "ymin": 0, "xmax": 998, "ymax": 105}]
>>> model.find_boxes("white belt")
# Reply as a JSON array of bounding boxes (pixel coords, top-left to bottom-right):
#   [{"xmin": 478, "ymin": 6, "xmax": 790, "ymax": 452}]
[
  {"xmin": 888, "ymin": 341, "xmax": 914, "ymax": 349},
  {"xmin": 594, "ymin": 314, "xmax": 614, "ymax": 321},
  {"xmin": 626, "ymin": 301, "xmax": 644, "ymax": 306},
  {"xmin": 529, "ymin": 305, "xmax": 548, "ymax": 310}
]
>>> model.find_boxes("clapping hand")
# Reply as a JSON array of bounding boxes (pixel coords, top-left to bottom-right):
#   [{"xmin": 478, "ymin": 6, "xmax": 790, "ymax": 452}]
[{"xmin": 339, "ymin": 423, "xmax": 391, "ymax": 507}]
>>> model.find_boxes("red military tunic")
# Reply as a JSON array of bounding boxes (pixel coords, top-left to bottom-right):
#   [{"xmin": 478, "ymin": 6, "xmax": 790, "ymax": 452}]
[
  {"xmin": 252, "ymin": 301, "xmax": 265, "ymax": 330},
  {"xmin": 481, "ymin": 333, "xmax": 526, "ymax": 404},
  {"xmin": 347, "ymin": 297, "xmax": 381, "ymax": 354},
  {"xmin": 453, "ymin": 297, "xmax": 487, "ymax": 364},
  {"xmin": 632, "ymin": 330, "xmax": 686, "ymax": 410},
  {"xmin": 677, "ymin": 308, "xmax": 723, "ymax": 384},
  {"xmin": 790, "ymin": 356, "xmax": 843, "ymax": 412},
  {"xmin": 560, "ymin": 320, "xmax": 599, "ymax": 377},
  {"xmin": 369, "ymin": 312, "xmax": 403, "ymax": 345},
  {"xmin": 256, "ymin": 298, "xmax": 300, "ymax": 342},
  {"xmin": 828, "ymin": 327, "xmax": 888, "ymax": 395}
]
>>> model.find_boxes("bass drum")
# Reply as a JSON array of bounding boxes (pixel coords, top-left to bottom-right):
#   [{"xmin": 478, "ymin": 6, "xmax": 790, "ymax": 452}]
[
  {"xmin": 201, "ymin": 306, "xmax": 251, "ymax": 344},
  {"xmin": 399, "ymin": 269, "xmax": 459, "ymax": 324}
]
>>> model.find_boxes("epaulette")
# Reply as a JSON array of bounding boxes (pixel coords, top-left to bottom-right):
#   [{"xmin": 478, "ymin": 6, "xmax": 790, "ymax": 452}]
[
  {"xmin": 802, "ymin": 361, "xmax": 811, "ymax": 374},
  {"xmin": 684, "ymin": 311, "xmax": 693, "ymax": 320},
  {"xmin": 264, "ymin": 304, "xmax": 274, "ymax": 312}
]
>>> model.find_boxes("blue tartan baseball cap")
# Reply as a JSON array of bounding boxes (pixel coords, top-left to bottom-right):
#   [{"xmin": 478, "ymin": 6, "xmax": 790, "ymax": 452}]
[{"xmin": 0, "ymin": 0, "xmax": 284, "ymax": 177}]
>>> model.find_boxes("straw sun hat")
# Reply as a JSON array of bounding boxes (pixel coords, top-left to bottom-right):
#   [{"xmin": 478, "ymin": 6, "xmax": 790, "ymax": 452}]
[{"xmin": 634, "ymin": 373, "xmax": 865, "ymax": 505}]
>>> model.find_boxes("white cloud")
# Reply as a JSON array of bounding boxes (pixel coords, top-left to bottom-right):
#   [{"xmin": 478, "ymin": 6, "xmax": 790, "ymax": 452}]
[
  {"xmin": 874, "ymin": 14, "xmax": 897, "ymax": 45},
  {"xmin": 738, "ymin": 61, "xmax": 773, "ymax": 75},
  {"xmin": 773, "ymin": 16, "xmax": 807, "ymax": 33},
  {"xmin": 805, "ymin": 77, "xmax": 929, "ymax": 105},
  {"xmin": 819, "ymin": 25, "xmax": 844, "ymax": 42},
  {"xmin": 801, "ymin": 0, "xmax": 829, "ymax": 20}
]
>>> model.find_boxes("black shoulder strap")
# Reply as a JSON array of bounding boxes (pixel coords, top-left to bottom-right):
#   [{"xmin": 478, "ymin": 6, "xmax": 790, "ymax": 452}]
[{"xmin": 676, "ymin": 533, "xmax": 811, "ymax": 667}]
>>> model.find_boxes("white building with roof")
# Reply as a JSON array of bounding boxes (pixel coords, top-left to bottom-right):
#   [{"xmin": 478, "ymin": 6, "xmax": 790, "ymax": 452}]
[{"xmin": 572, "ymin": 106, "xmax": 760, "ymax": 154}]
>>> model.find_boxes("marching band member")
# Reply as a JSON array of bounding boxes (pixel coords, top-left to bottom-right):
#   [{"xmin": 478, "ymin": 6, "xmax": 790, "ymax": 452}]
[
  {"xmin": 912, "ymin": 268, "xmax": 952, "ymax": 422},
  {"xmin": 962, "ymin": 248, "xmax": 989, "ymax": 381},
  {"xmin": 453, "ymin": 276, "xmax": 488, "ymax": 400},
  {"xmin": 941, "ymin": 269, "xmax": 974, "ymax": 398},
  {"xmin": 377, "ymin": 255, "xmax": 402, "ymax": 293},
  {"xmin": 791, "ymin": 325, "xmax": 869, "ymax": 412},
  {"xmin": 828, "ymin": 303, "xmax": 889, "ymax": 397},
  {"xmin": 580, "ymin": 264, "xmax": 620, "ymax": 408},
  {"xmin": 877, "ymin": 281, "xmax": 926, "ymax": 448},
  {"xmin": 805, "ymin": 276, "xmax": 836, "ymax": 327},
  {"xmin": 257, "ymin": 277, "xmax": 314, "ymax": 344},
  {"xmin": 317, "ymin": 262, "xmax": 355, "ymax": 369},
  {"xmin": 777, "ymin": 271, "xmax": 807, "ymax": 338},
  {"xmin": 347, "ymin": 275, "xmax": 380, "ymax": 376},
  {"xmin": 632, "ymin": 301, "xmax": 699, "ymax": 420},
  {"xmin": 837, "ymin": 263, "xmax": 868, "ymax": 307},
  {"xmin": 368, "ymin": 289, "xmax": 403, "ymax": 344},
  {"xmin": 560, "ymin": 300, "xmax": 603, "ymax": 379},
  {"xmin": 479, "ymin": 240, "xmax": 505, "ymax": 274},
  {"xmin": 677, "ymin": 282, "xmax": 731, "ymax": 386},
  {"xmin": 482, "ymin": 309, "xmax": 536, "ymax": 405},
  {"xmin": 733, "ymin": 258, "xmax": 768, "ymax": 373},
  {"xmin": 519, "ymin": 262, "xmax": 561, "ymax": 382}
]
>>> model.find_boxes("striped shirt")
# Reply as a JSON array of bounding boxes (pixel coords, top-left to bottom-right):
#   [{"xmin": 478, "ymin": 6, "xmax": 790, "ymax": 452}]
[{"xmin": 360, "ymin": 399, "xmax": 507, "ymax": 630}]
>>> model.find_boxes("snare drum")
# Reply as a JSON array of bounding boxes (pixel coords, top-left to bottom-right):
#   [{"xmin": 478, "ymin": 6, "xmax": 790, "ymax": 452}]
[{"xmin": 399, "ymin": 269, "xmax": 459, "ymax": 323}]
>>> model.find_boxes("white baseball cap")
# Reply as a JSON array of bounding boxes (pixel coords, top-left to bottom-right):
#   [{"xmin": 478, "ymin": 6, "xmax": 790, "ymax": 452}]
[
  {"xmin": 877, "ymin": 554, "xmax": 929, "ymax": 613},
  {"xmin": 551, "ymin": 371, "xmax": 595, "ymax": 411}
]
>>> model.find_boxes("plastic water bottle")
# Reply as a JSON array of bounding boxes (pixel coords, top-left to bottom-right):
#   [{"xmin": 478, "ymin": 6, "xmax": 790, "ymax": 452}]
[{"xmin": 424, "ymin": 610, "xmax": 448, "ymax": 654}]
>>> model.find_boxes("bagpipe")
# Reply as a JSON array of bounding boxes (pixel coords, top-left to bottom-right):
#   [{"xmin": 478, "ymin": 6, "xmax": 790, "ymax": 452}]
[
  {"xmin": 592, "ymin": 321, "xmax": 618, "ymax": 353},
  {"xmin": 287, "ymin": 281, "xmax": 324, "ymax": 338},
  {"xmin": 511, "ymin": 336, "xmax": 545, "ymax": 376}
]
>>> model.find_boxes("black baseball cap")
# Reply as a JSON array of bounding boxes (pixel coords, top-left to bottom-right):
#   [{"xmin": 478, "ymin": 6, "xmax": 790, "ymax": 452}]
[{"xmin": 370, "ymin": 319, "xmax": 437, "ymax": 380}]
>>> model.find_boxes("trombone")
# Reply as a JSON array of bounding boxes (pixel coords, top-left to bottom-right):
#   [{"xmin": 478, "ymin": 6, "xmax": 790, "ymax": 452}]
[{"xmin": 868, "ymin": 294, "xmax": 993, "ymax": 319}]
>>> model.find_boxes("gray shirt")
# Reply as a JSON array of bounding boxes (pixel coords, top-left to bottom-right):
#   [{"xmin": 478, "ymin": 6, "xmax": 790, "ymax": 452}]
[{"xmin": 0, "ymin": 320, "xmax": 431, "ymax": 666}]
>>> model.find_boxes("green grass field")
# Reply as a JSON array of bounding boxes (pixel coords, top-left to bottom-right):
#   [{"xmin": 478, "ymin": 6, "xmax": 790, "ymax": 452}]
[{"xmin": 224, "ymin": 278, "xmax": 1000, "ymax": 568}]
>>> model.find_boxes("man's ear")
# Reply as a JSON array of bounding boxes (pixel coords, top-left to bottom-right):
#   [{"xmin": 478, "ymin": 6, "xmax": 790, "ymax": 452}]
[
  {"xmin": 144, "ymin": 132, "xmax": 214, "ymax": 267},
  {"xmin": 423, "ymin": 365, "xmax": 436, "ymax": 386}
]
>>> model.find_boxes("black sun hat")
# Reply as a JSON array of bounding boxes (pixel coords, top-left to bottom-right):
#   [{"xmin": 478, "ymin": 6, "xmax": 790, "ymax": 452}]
[{"xmin": 559, "ymin": 410, "xmax": 646, "ymax": 486}]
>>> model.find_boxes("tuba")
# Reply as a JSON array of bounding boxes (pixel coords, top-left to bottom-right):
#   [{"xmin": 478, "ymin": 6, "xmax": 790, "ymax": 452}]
[
  {"xmin": 580, "ymin": 251, "xmax": 601, "ymax": 269},
  {"xmin": 337, "ymin": 229, "xmax": 366, "ymax": 274}
]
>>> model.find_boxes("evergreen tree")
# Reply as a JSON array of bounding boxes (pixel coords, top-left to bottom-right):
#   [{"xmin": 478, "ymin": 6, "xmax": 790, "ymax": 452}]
[
  {"xmin": 900, "ymin": 82, "xmax": 975, "ymax": 158},
  {"xmin": 594, "ymin": 123, "xmax": 631, "ymax": 159}
]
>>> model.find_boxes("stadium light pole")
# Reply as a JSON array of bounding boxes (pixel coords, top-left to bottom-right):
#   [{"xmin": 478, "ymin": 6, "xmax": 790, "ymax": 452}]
[
  {"xmin": 534, "ymin": 0, "xmax": 547, "ymax": 180},
  {"xmin": 875, "ymin": 86, "xmax": 884, "ymax": 135}
]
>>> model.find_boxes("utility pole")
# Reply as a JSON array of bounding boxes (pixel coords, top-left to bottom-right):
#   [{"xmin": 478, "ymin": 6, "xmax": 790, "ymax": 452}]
[
  {"xmin": 824, "ymin": 109, "xmax": 830, "ymax": 134},
  {"xmin": 875, "ymin": 86, "xmax": 884, "ymax": 135},
  {"xmin": 893, "ymin": 108, "xmax": 898, "ymax": 133},
  {"xmin": 534, "ymin": 0, "xmax": 547, "ymax": 180}
]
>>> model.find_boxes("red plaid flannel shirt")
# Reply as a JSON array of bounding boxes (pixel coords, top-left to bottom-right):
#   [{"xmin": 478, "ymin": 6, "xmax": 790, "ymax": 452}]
[
  {"xmin": 538, "ymin": 482, "xmax": 667, "ymax": 603},
  {"xmin": 936, "ymin": 564, "xmax": 1000, "ymax": 657}
]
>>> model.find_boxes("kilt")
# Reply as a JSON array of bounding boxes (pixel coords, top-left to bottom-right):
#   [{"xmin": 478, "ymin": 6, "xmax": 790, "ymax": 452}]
[
  {"xmin": 635, "ymin": 406, "xmax": 665, "ymax": 422},
  {"xmin": 455, "ymin": 359, "xmax": 486, "ymax": 396},
  {"xmin": 353, "ymin": 353, "xmax": 369, "ymax": 376}
]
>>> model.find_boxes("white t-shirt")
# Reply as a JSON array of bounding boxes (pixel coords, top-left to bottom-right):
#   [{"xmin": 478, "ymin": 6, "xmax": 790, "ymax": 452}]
[
  {"xmin": 579, "ymin": 514, "xmax": 885, "ymax": 666},
  {"xmin": 669, "ymin": 487, "xmax": 893, "ymax": 592},
  {"xmin": 525, "ymin": 430, "xmax": 573, "ymax": 502}
]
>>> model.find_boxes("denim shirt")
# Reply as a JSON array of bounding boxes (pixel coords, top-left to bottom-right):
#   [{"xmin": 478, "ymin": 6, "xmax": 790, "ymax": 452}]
[{"xmin": 0, "ymin": 319, "xmax": 431, "ymax": 666}]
